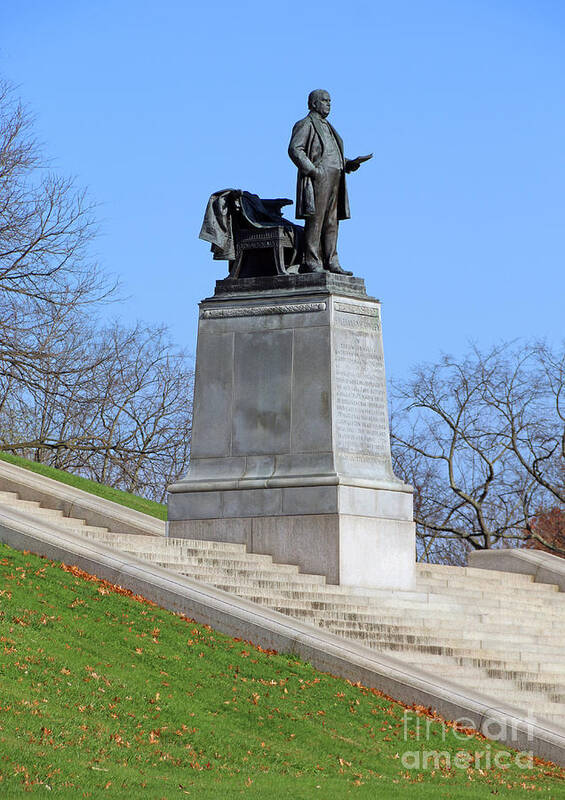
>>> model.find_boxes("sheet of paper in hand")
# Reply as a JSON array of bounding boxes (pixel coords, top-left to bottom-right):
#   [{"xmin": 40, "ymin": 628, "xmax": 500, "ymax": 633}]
[{"xmin": 350, "ymin": 153, "xmax": 373, "ymax": 168}]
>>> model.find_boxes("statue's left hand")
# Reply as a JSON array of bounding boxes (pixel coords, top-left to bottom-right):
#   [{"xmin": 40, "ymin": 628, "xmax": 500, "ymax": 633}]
[{"xmin": 346, "ymin": 153, "xmax": 373, "ymax": 173}]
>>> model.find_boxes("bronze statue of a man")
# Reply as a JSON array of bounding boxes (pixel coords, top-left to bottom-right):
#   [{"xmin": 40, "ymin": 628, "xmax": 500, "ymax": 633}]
[{"xmin": 288, "ymin": 89, "xmax": 371, "ymax": 275}]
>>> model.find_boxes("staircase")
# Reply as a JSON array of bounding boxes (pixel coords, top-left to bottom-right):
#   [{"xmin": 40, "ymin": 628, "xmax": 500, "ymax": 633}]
[{"xmin": 1, "ymin": 488, "xmax": 564, "ymax": 729}]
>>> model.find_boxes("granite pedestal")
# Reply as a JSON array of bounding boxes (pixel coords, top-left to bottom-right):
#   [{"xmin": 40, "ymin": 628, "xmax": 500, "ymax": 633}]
[{"xmin": 167, "ymin": 273, "xmax": 415, "ymax": 588}]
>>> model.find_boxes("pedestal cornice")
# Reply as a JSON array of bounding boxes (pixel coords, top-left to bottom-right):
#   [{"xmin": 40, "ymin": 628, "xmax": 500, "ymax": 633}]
[{"xmin": 207, "ymin": 273, "xmax": 378, "ymax": 304}]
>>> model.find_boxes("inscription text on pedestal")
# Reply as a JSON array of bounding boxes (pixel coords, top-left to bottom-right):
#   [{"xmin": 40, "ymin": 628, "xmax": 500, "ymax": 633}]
[{"xmin": 334, "ymin": 308, "xmax": 390, "ymax": 463}]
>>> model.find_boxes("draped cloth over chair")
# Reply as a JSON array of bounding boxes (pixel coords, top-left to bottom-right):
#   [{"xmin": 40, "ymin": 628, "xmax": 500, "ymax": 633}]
[{"xmin": 199, "ymin": 189, "xmax": 303, "ymax": 278}]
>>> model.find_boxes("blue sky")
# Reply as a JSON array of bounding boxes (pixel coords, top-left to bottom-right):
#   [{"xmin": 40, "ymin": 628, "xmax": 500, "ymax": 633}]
[{"xmin": 2, "ymin": 0, "xmax": 564, "ymax": 381}]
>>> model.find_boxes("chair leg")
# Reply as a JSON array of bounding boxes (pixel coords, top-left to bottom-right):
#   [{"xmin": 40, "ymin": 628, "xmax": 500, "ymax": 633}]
[
  {"xmin": 273, "ymin": 241, "xmax": 287, "ymax": 275},
  {"xmin": 232, "ymin": 251, "xmax": 244, "ymax": 278}
]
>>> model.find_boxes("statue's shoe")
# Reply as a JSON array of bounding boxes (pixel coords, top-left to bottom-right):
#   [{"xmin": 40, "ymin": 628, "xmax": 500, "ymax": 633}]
[
  {"xmin": 298, "ymin": 263, "xmax": 324, "ymax": 274},
  {"xmin": 327, "ymin": 265, "xmax": 353, "ymax": 276}
]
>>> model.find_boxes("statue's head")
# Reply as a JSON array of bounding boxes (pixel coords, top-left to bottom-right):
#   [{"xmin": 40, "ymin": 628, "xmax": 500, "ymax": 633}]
[{"xmin": 308, "ymin": 89, "xmax": 331, "ymax": 118}]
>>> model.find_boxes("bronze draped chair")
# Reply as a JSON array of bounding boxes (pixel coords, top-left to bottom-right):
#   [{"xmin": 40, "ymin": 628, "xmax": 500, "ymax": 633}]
[
  {"xmin": 229, "ymin": 193, "xmax": 302, "ymax": 278},
  {"xmin": 231, "ymin": 222, "xmax": 296, "ymax": 278},
  {"xmin": 199, "ymin": 189, "xmax": 303, "ymax": 279}
]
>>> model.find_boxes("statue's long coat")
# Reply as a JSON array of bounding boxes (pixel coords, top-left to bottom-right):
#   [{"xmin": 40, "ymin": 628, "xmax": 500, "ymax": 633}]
[{"xmin": 288, "ymin": 112, "xmax": 351, "ymax": 221}]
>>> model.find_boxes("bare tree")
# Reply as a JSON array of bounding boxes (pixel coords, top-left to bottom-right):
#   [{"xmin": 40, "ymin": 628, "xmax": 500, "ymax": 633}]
[
  {"xmin": 0, "ymin": 79, "xmax": 114, "ymax": 401},
  {"xmin": 0, "ymin": 80, "xmax": 193, "ymax": 502},
  {"xmin": 0, "ymin": 314, "xmax": 193, "ymax": 503},
  {"xmin": 79, "ymin": 323, "xmax": 193, "ymax": 502},
  {"xmin": 391, "ymin": 341, "xmax": 565, "ymax": 561}
]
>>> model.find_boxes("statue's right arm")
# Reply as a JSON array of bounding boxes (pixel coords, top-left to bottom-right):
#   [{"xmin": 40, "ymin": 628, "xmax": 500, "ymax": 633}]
[{"xmin": 288, "ymin": 119, "xmax": 316, "ymax": 176}]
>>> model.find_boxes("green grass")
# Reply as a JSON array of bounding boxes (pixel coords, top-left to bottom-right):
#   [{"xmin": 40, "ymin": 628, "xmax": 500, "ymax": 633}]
[
  {"xmin": 1, "ymin": 545, "xmax": 564, "ymax": 798},
  {"xmin": 0, "ymin": 451, "xmax": 166, "ymax": 520}
]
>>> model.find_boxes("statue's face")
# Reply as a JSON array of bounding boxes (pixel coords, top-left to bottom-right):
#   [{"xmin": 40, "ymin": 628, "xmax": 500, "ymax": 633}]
[{"xmin": 314, "ymin": 92, "xmax": 331, "ymax": 118}]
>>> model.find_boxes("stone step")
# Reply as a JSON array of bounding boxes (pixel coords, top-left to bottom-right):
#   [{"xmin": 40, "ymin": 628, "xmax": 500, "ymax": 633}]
[
  {"xmin": 28, "ymin": 503, "xmax": 560, "ymax": 617},
  {"xmin": 539, "ymin": 714, "xmax": 565, "ymax": 725},
  {"xmin": 507, "ymin": 679, "xmax": 565, "ymax": 696},
  {"xmin": 8, "ymin": 504, "xmax": 67, "ymax": 520},
  {"xmin": 84, "ymin": 532, "xmax": 560, "ymax": 598},
  {"xmin": 0, "ymin": 498, "xmax": 44, "ymax": 512},
  {"xmin": 304, "ymin": 622, "xmax": 565, "ymax": 651},
  {"xmin": 118, "ymin": 549, "xmax": 306, "ymax": 574},
  {"xmin": 64, "ymin": 523, "xmax": 110, "ymax": 535},
  {"xmin": 80, "ymin": 531, "xmax": 246, "ymax": 553},
  {"xmin": 416, "ymin": 577, "xmax": 562, "ymax": 600},
  {"xmin": 331, "ymin": 624, "xmax": 565, "ymax": 648},
  {"xmin": 213, "ymin": 584, "xmax": 454, "ymax": 608},
  {"xmin": 313, "ymin": 616, "xmax": 563, "ymax": 636},
  {"xmin": 5, "ymin": 503, "xmax": 83, "ymax": 526},
  {"xmin": 0, "ymin": 496, "xmax": 552, "ymax": 586},
  {"xmin": 417, "ymin": 577, "xmax": 560, "ymax": 595},
  {"xmin": 36, "ymin": 524, "xmax": 565, "ymax": 609},
  {"xmin": 150, "ymin": 562, "xmax": 562, "ymax": 606},
  {"xmin": 316, "ymin": 603, "xmax": 564, "ymax": 629},
  {"xmin": 246, "ymin": 602, "xmax": 564, "ymax": 641},
  {"xmin": 470, "ymin": 684, "xmax": 565, "ymax": 708},
  {"xmin": 332, "ymin": 627, "xmax": 565, "ymax": 656},
  {"xmin": 163, "ymin": 564, "xmax": 326, "ymax": 585},
  {"xmin": 379, "ymin": 647, "xmax": 565, "ymax": 675},
  {"xmin": 327, "ymin": 617, "xmax": 564, "ymax": 645},
  {"xmin": 0, "ymin": 497, "xmax": 114, "ymax": 534},
  {"xmin": 376, "ymin": 659, "xmax": 565, "ymax": 714},
  {"xmin": 339, "ymin": 587, "xmax": 561, "ymax": 613},
  {"xmin": 417, "ymin": 576, "xmax": 560, "ymax": 596},
  {"xmin": 196, "ymin": 574, "xmax": 334, "ymax": 592},
  {"xmin": 417, "ymin": 565, "xmax": 538, "ymax": 586},
  {"xmin": 385, "ymin": 659, "xmax": 565, "ymax": 695},
  {"xmin": 210, "ymin": 584, "xmax": 565, "ymax": 615},
  {"xmin": 476, "ymin": 609, "xmax": 564, "ymax": 623},
  {"xmin": 422, "ymin": 679, "xmax": 565, "ymax": 711},
  {"xmin": 106, "ymin": 551, "xmax": 562, "ymax": 603},
  {"xmin": 376, "ymin": 636, "xmax": 565, "ymax": 660},
  {"xmin": 417, "ymin": 563, "xmax": 535, "ymax": 583},
  {"xmin": 400, "ymin": 652, "xmax": 565, "ymax": 676},
  {"xmin": 221, "ymin": 598, "xmax": 564, "ymax": 631},
  {"xmin": 470, "ymin": 698, "xmax": 564, "ymax": 717},
  {"xmin": 407, "ymin": 661, "xmax": 565, "ymax": 693},
  {"xmin": 229, "ymin": 574, "xmax": 562, "ymax": 602},
  {"xmin": 255, "ymin": 592, "xmax": 564, "ymax": 621},
  {"xmin": 242, "ymin": 595, "xmax": 563, "ymax": 634}
]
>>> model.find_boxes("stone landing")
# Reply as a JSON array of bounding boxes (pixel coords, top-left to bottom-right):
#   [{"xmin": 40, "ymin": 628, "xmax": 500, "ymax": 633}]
[{"xmin": 167, "ymin": 273, "xmax": 415, "ymax": 588}]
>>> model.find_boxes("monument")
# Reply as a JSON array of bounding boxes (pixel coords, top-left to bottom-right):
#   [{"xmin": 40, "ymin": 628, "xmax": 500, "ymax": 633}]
[{"xmin": 167, "ymin": 91, "xmax": 415, "ymax": 589}]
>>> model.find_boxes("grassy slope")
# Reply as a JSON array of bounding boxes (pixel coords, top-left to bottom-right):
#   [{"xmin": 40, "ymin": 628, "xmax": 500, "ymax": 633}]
[
  {"xmin": 0, "ymin": 545, "xmax": 564, "ymax": 798},
  {"xmin": 0, "ymin": 451, "xmax": 166, "ymax": 520}
]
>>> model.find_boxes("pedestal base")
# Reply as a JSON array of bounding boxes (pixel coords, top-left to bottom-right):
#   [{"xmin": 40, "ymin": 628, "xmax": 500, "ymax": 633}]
[
  {"xmin": 168, "ymin": 513, "xmax": 415, "ymax": 589},
  {"xmin": 168, "ymin": 482, "xmax": 415, "ymax": 588},
  {"xmin": 168, "ymin": 274, "xmax": 416, "ymax": 590}
]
